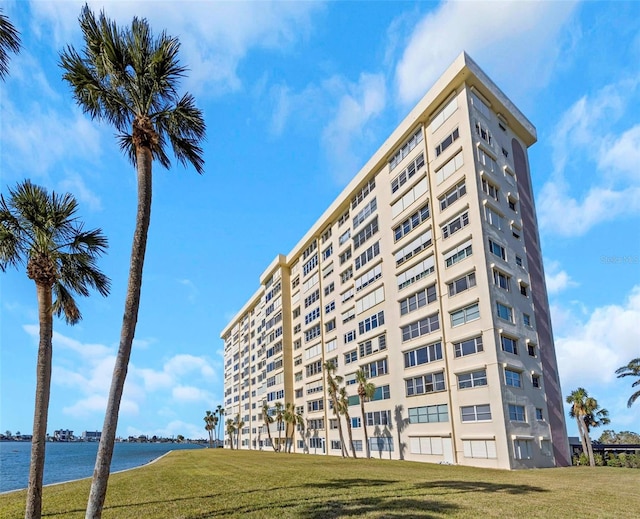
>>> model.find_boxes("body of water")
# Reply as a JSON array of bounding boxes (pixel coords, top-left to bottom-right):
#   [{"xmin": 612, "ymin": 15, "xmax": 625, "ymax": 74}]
[{"xmin": 0, "ymin": 441, "xmax": 203, "ymax": 493}]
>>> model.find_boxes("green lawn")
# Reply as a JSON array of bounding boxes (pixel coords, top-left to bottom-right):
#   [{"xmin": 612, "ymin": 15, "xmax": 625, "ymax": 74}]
[{"xmin": 2, "ymin": 449, "xmax": 638, "ymax": 518}]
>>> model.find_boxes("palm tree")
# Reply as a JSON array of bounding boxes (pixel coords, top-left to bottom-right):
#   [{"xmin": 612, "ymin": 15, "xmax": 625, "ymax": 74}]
[
  {"xmin": 225, "ymin": 419, "xmax": 235, "ymax": 450},
  {"xmin": 284, "ymin": 402, "xmax": 304, "ymax": 453},
  {"xmin": 60, "ymin": 8, "xmax": 205, "ymax": 517},
  {"xmin": 338, "ymin": 387, "xmax": 357, "ymax": 458},
  {"xmin": 0, "ymin": 180, "xmax": 110, "ymax": 519},
  {"xmin": 234, "ymin": 414, "xmax": 245, "ymax": 450},
  {"xmin": 261, "ymin": 402, "xmax": 276, "ymax": 452},
  {"xmin": 324, "ymin": 360, "xmax": 347, "ymax": 458},
  {"xmin": 356, "ymin": 369, "xmax": 376, "ymax": 459},
  {"xmin": 566, "ymin": 388, "xmax": 610, "ymax": 467},
  {"xmin": 0, "ymin": 9, "xmax": 20, "ymax": 80},
  {"xmin": 273, "ymin": 401, "xmax": 285, "ymax": 452},
  {"xmin": 203, "ymin": 411, "xmax": 215, "ymax": 448},
  {"xmin": 215, "ymin": 405, "xmax": 224, "ymax": 446},
  {"xmin": 616, "ymin": 358, "xmax": 640, "ymax": 408}
]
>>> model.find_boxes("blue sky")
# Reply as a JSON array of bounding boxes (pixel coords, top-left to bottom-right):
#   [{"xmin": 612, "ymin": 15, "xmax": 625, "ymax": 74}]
[{"xmin": 1, "ymin": 1, "xmax": 639, "ymax": 442}]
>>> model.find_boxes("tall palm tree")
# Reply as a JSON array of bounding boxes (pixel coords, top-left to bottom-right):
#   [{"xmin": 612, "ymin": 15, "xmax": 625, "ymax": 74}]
[
  {"xmin": 616, "ymin": 358, "xmax": 640, "ymax": 408},
  {"xmin": 324, "ymin": 360, "xmax": 347, "ymax": 458},
  {"xmin": 261, "ymin": 402, "xmax": 276, "ymax": 452},
  {"xmin": 60, "ymin": 8, "xmax": 205, "ymax": 517},
  {"xmin": 273, "ymin": 401, "xmax": 285, "ymax": 452},
  {"xmin": 203, "ymin": 410, "xmax": 215, "ymax": 449},
  {"xmin": 566, "ymin": 388, "xmax": 609, "ymax": 467},
  {"xmin": 215, "ymin": 405, "xmax": 224, "ymax": 445},
  {"xmin": 338, "ymin": 387, "xmax": 357, "ymax": 458},
  {"xmin": 0, "ymin": 180, "xmax": 110, "ymax": 519},
  {"xmin": 356, "ymin": 369, "xmax": 376, "ymax": 459},
  {"xmin": 283, "ymin": 402, "xmax": 304, "ymax": 453},
  {"xmin": 234, "ymin": 414, "xmax": 245, "ymax": 450},
  {"xmin": 0, "ymin": 9, "xmax": 20, "ymax": 80},
  {"xmin": 225, "ymin": 419, "xmax": 235, "ymax": 450}
]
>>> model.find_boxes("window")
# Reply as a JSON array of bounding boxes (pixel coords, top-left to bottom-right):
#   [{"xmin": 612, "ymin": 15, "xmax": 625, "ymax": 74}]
[
  {"xmin": 366, "ymin": 410, "xmax": 392, "ymax": 426},
  {"xmin": 457, "ymin": 369, "xmax": 487, "ymax": 389},
  {"xmin": 352, "ymin": 178, "xmax": 376, "ymax": 209},
  {"xmin": 305, "ymin": 360, "xmax": 322, "ymax": 377},
  {"xmin": 391, "ymin": 153, "xmax": 425, "ymax": 193},
  {"xmin": 514, "ymin": 439, "xmax": 532, "ymax": 459},
  {"xmin": 439, "ymin": 181, "xmax": 466, "ymax": 211},
  {"xmin": 355, "ymin": 241, "xmax": 380, "ymax": 270},
  {"xmin": 527, "ymin": 343, "xmax": 537, "ymax": 357},
  {"xmin": 410, "ymin": 436, "xmax": 444, "ymax": 456},
  {"xmin": 481, "ymin": 178, "xmax": 499, "ymax": 202},
  {"xmin": 501, "ymin": 335, "xmax": 518, "ymax": 354},
  {"xmin": 307, "ymin": 398, "xmax": 324, "ymax": 413},
  {"xmin": 399, "ymin": 284, "xmax": 437, "ymax": 315},
  {"xmin": 356, "ymin": 286, "xmax": 384, "ymax": 314},
  {"xmin": 431, "ymin": 95, "xmax": 457, "ymax": 132},
  {"xmin": 451, "ymin": 303, "xmax": 480, "ymax": 327},
  {"xmin": 303, "ymin": 254, "xmax": 318, "ymax": 276},
  {"xmin": 395, "ymin": 229, "xmax": 432, "ymax": 266},
  {"xmin": 351, "ymin": 417, "xmax": 361, "ymax": 428},
  {"xmin": 394, "ymin": 203, "xmax": 430, "ymax": 242},
  {"xmin": 304, "ymin": 289, "xmax": 320, "ymax": 308},
  {"xmin": 448, "ymin": 272, "xmax": 476, "ymax": 296},
  {"xmin": 477, "ymin": 147, "xmax": 497, "ymax": 174},
  {"xmin": 353, "ymin": 217, "xmax": 378, "ymax": 250},
  {"xmin": 362, "ymin": 358, "xmax": 388, "ymax": 379},
  {"xmin": 321, "ymin": 227, "xmax": 332, "ymax": 243},
  {"xmin": 470, "ymin": 91, "xmax": 491, "ymax": 119},
  {"xmin": 488, "ymin": 239, "xmax": 506, "ymax": 260},
  {"xmin": 324, "ymin": 282, "xmax": 335, "ymax": 296},
  {"xmin": 325, "ymin": 339, "xmax": 337, "ymax": 353},
  {"xmin": 463, "ymin": 439, "xmax": 497, "ymax": 459},
  {"xmin": 355, "ymin": 264, "xmax": 382, "ymax": 292},
  {"xmin": 304, "ymin": 307, "xmax": 320, "ymax": 325},
  {"xmin": 496, "ymin": 302, "xmax": 513, "ymax": 322},
  {"xmin": 442, "ymin": 211, "xmax": 469, "ymax": 239},
  {"xmin": 508, "ymin": 197, "xmax": 518, "ymax": 212},
  {"xmin": 505, "ymin": 369, "xmax": 522, "ymax": 388},
  {"xmin": 536, "ymin": 408, "xmax": 544, "ymax": 421},
  {"xmin": 444, "ymin": 239, "xmax": 472, "ymax": 267},
  {"xmin": 436, "ymin": 150, "xmax": 464, "ymax": 184},
  {"xmin": 342, "ymin": 307, "xmax": 355, "ymax": 324},
  {"xmin": 519, "ymin": 283, "xmax": 528, "ymax": 297},
  {"xmin": 515, "ymin": 255, "xmax": 523, "ymax": 267},
  {"xmin": 339, "ymin": 247, "xmax": 352, "ymax": 265},
  {"xmin": 509, "ymin": 404, "xmax": 526, "ymax": 422},
  {"xmin": 397, "ymin": 255, "xmax": 435, "ymax": 290},
  {"xmin": 344, "ymin": 330, "xmax": 356, "ymax": 343},
  {"xmin": 302, "ymin": 241, "xmax": 317, "ymax": 260},
  {"xmin": 435, "ymin": 127, "xmax": 459, "ymax": 157},
  {"xmin": 353, "ymin": 198, "xmax": 377, "ymax": 229},
  {"xmin": 454, "ymin": 336, "xmax": 483, "ymax": 357},
  {"xmin": 308, "ymin": 418, "xmax": 325, "ymax": 430},
  {"xmin": 358, "ymin": 311, "xmax": 385, "ymax": 335},
  {"xmin": 389, "ymin": 127, "xmax": 423, "ymax": 171},
  {"xmin": 338, "ymin": 209, "xmax": 350, "ymax": 227},
  {"xmin": 304, "ymin": 324, "xmax": 321, "ymax": 342},
  {"xmin": 475, "ymin": 120, "xmax": 492, "ymax": 145},
  {"xmin": 340, "ymin": 266, "xmax": 353, "ymax": 284},
  {"xmin": 339, "ymin": 229, "xmax": 351, "ymax": 246},
  {"xmin": 408, "ymin": 404, "xmax": 448, "ymax": 424},
  {"xmin": 344, "ymin": 350, "xmax": 358, "ymax": 364},
  {"xmin": 309, "ymin": 437, "xmax": 324, "ymax": 450},
  {"xmin": 369, "ymin": 437, "xmax": 394, "ymax": 452},
  {"xmin": 359, "ymin": 334, "xmax": 386, "ymax": 358},
  {"xmin": 325, "ymin": 319, "xmax": 336, "ymax": 333},
  {"xmin": 406, "ymin": 371, "xmax": 445, "ymax": 396},
  {"xmin": 404, "ymin": 341, "xmax": 443, "ymax": 368},
  {"xmin": 532, "ymin": 374, "xmax": 541, "ymax": 388},
  {"xmin": 391, "ymin": 178, "xmax": 428, "ymax": 219},
  {"xmin": 322, "ymin": 262, "xmax": 334, "ymax": 278},
  {"xmin": 485, "ymin": 205, "xmax": 503, "ymax": 230},
  {"xmin": 325, "ymin": 301, "xmax": 335, "ymax": 314},
  {"xmin": 461, "ymin": 404, "xmax": 491, "ymax": 422},
  {"xmin": 493, "ymin": 269, "xmax": 510, "ymax": 291},
  {"xmin": 342, "ymin": 287, "xmax": 354, "ymax": 303},
  {"xmin": 322, "ymin": 245, "xmax": 333, "ymax": 261},
  {"xmin": 401, "ymin": 313, "xmax": 440, "ymax": 342}
]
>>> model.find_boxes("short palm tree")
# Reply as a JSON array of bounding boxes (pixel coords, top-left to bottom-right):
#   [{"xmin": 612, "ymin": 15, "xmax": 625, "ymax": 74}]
[
  {"xmin": 338, "ymin": 387, "xmax": 357, "ymax": 458},
  {"xmin": 616, "ymin": 358, "xmax": 640, "ymax": 408},
  {"xmin": 0, "ymin": 180, "xmax": 110, "ymax": 519},
  {"xmin": 60, "ymin": 7, "xmax": 205, "ymax": 517},
  {"xmin": 325, "ymin": 360, "xmax": 347, "ymax": 458},
  {"xmin": 261, "ymin": 402, "xmax": 276, "ymax": 451},
  {"xmin": 225, "ymin": 419, "xmax": 236, "ymax": 450},
  {"xmin": 0, "ymin": 8, "xmax": 20, "ymax": 80},
  {"xmin": 234, "ymin": 414, "xmax": 245, "ymax": 450},
  {"xmin": 203, "ymin": 411, "xmax": 215, "ymax": 448},
  {"xmin": 284, "ymin": 402, "xmax": 304, "ymax": 453},
  {"xmin": 356, "ymin": 369, "xmax": 376, "ymax": 458},
  {"xmin": 273, "ymin": 401, "xmax": 285, "ymax": 452},
  {"xmin": 566, "ymin": 387, "xmax": 609, "ymax": 467}
]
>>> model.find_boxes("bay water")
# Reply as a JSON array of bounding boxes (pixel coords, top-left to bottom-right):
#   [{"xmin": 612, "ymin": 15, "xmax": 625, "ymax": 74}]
[{"xmin": 0, "ymin": 441, "xmax": 203, "ymax": 493}]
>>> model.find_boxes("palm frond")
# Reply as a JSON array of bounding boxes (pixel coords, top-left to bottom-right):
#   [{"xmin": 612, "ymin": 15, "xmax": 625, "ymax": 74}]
[
  {"xmin": 52, "ymin": 282, "xmax": 82, "ymax": 325},
  {"xmin": 0, "ymin": 9, "xmax": 21, "ymax": 80}
]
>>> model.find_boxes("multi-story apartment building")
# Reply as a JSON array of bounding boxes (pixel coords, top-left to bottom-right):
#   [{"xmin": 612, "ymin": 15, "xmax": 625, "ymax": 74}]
[{"xmin": 220, "ymin": 52, "xmax": 570, "ymax": 469}]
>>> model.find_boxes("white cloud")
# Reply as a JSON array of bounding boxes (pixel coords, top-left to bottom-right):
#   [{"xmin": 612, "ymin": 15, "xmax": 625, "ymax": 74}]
[
  {"xmin": 57, "ymin": 172, "xmax": 102, "ymax": 212},
  {"xmin": 545, "ymin": 260, "xmax": 578, "ymax": 295},
  {"xmin": 395, "ymin": 1, "xmax": 578, "ymax": 105},
  {"xmin": 553, "ymin": 286, "xmax": 640, "ymax": 390},
  {"xmin": 172, "ymin": 385, "xmax": 215, "ymax": 404},
  {"xmin": 538, "ymin": 77, "xmax": 640, "ymax": 236}
]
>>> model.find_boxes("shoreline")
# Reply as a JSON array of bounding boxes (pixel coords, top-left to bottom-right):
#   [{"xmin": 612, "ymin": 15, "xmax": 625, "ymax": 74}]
[{"xmin": 0, "ymin": 448, "xmax": 181, "ymax": 495}]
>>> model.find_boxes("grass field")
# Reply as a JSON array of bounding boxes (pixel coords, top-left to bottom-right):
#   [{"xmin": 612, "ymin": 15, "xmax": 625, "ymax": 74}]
[{"xmin": 2, "ymin": 449, "xmax": 639, "ymax": 518}]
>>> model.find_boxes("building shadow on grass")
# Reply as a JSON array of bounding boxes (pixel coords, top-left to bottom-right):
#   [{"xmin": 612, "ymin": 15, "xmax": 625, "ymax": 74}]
[
  {"xmin": 299, "ymin": 496, "xmax": 458, "ymax": 519},
  {"xmin": 416, "ymin": 480, "xmax": 547, "ymax": 495},
  {"xmin": 302, "ymin": 478, "xmax": 399, "ymax": 489}
]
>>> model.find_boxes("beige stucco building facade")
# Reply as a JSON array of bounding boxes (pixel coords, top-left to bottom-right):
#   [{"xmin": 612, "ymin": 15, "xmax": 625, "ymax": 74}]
[{"xmin": 220, "ymin": 52, "xmax": 570, "ymax": 469}]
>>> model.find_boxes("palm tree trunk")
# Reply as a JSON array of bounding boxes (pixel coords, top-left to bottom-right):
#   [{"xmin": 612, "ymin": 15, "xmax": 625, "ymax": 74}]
[
  {"xmin": 576, "ymin": 417, "xmax": 589, "ymax": 463},
  {"xmin": 25, "ymin": 284, "xmax": 53, "ymax": 519},
  {"xmin": 345, "ymin": 415, "xmax": 357, "ymax": 459},
  {"xmin": 360, "ymin": 399, "xmax": 370, "ymax": 459},
  {"xmin": 583, "ymin": 424, "xmax": 596, "ymax": 467},
  {"xmin": 86, "ymin": 146, "xmax": 152, "ymax": 519},
  {"xmin": 331, "ymin": 397, "xmax": 346, "ymax": 458}
]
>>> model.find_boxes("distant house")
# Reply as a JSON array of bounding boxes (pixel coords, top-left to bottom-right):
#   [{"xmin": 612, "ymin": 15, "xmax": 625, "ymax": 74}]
[
  {"xmin": 569, "ymin": 436, "xmax": 640, "ymax": 457},
  {"xmin": 54, "ymin": 429, "xmax": 74, "ymax": 441},
  {"xmin": 82, "ymin": 431, "xmax": 101, "ymax": 441}
]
